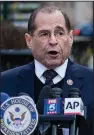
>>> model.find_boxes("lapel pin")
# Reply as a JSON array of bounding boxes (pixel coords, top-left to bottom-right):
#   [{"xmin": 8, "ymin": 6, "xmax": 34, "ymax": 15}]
[{"xmin": 67, "ymin": 79, "xmax": 73, "ymax": 85}]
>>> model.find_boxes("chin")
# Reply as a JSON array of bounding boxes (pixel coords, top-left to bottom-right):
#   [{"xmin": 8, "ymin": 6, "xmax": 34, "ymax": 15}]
[{"xmin": 46, "ymin": 61, "xmax": 61, "ymax": 69}]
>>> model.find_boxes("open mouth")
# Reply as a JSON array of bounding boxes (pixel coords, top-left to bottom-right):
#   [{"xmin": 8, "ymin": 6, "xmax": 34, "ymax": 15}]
[{"xmin": 48, "ymin": 51, "xmax": 58, "ymax": 55}]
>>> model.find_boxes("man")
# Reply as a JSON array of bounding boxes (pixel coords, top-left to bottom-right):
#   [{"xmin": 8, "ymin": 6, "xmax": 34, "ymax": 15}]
[{"xmin": 1, "ymin": 5, "xmax": 93, "ymax": 135}]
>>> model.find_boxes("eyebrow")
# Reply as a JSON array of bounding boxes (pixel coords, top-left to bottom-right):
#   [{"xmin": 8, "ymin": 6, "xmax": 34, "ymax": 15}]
[
  {"xmin": 38, "ymin": 26, "xmax": 65, "ymax": 34},
  {"xmin": 38, "ymin": 30, "xmax": 50, "ymax": 34},
  {"xmin": 55, "ymin": 26, "xmax": 65, "ymax": 31}
]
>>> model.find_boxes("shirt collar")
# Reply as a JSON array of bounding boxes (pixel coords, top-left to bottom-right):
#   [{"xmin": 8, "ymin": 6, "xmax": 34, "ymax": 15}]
[
  {"xmin": 54, "ymin": 59, "xmax": 68, "ymax": 78},
  {"xmin": 34, "ymin": 59, "xmax": 68, "ymax": 79}
]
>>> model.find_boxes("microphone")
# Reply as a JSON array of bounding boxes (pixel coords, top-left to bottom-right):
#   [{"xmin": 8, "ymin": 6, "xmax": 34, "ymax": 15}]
[
  {"xmin": 48, "ymin": 88, "xmax": 63, "ymax": 135},
  {"xmin": 0, "ymin": 92, "xmax": 10, "ymax": 121},
  {"xmin": 18, "ymin": 92, "xmax": 29, "ymax": 96},
  {"xmin": 68, "ymin": 88, "xmax": 80, "ymax": 98},
  {"xmin": 36, "ymin": 86, "xmax": 52, "ymax": 135},
  {"xmin": 44, "ymin": 87, "xmax": 63, "ymax": 115},
  {"xmin": 64, "ymin": 88, "xmax": 84, "ymax": 116},
  {"xmin": 51, "ymin": 87, "xmax": 63, "ymax": 98},
  {"xmin": 18, "ymin": 92, "xmax": 36, "ymax": 106},
  {"xmin": 51, "ymin": 87, "xmax": 63, "ymax": 114},
  {"xmin": 64, "ymin": 88, "xmax": 87, "ymax": 135},
  {"xmin": 0, "ymin": 92, "xmax": 10, "ymax": 105},
  {"xmin": 36, "ymin": 85, "xmax": 52, "ymax": 114}
]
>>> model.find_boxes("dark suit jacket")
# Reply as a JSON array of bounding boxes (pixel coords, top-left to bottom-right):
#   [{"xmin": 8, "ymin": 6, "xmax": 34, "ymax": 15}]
[{"xmin": 1, "ymin": 59, "xmax": 93, "ymax": 135}]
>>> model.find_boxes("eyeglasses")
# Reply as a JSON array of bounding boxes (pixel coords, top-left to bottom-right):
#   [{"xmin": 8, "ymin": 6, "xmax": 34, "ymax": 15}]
[{"xmin": 32, "ymin": 30, "xmax": 69, "ymax": 40}]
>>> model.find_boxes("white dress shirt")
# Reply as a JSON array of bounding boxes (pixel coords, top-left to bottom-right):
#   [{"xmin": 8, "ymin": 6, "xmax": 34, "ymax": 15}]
[{"xmin": 34, "ymin": 59, "xmax": 68, "ymax": 84}]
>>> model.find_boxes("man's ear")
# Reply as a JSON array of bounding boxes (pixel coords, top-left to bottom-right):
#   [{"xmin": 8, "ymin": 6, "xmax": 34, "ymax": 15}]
[
  {"xmin": 25, "ymin": 33, "xmax": 32, "ymax": 49},
  {"xmin": 69, "ymin": 30, "xmax": 73, "ymax": 45}
]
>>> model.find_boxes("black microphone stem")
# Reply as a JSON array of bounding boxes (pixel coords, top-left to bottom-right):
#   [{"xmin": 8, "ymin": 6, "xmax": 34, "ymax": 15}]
[
  {"xmin": 52, "ymin": 125, "xmax": 57, "ymax": 135},
  {"xmin": 51, "ymin": 88, "xmax": 63, "ymax": 135}
]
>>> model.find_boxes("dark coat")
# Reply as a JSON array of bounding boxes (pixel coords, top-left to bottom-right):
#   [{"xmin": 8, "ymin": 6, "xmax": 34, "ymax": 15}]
[{"xmin": 1, "ymin": 59, "xmax": 93, "ymax": 135}]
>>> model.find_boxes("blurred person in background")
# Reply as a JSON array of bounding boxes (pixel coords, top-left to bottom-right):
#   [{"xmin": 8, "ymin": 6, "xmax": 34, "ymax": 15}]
[{"xmin": 1, "ymin": 5, "xmax": 93, "ymax": 135}]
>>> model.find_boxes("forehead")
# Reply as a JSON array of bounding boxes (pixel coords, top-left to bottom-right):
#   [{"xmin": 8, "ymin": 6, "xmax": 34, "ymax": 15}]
[{"xmin": 34, "ymin": 10, "xmax": 67, "ymax": 31}]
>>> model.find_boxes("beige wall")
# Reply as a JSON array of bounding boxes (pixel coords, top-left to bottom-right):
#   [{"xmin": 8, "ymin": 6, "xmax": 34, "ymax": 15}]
[{"xmin": 41, "ymin": 2, "xmax": 93, "ymax": 27}]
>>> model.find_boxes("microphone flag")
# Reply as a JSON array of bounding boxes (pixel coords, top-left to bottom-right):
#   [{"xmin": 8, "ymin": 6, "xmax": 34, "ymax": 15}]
[
  {"xmin": 44, "ymin": 98, "xmax": 62, "ymax": 115},
  {"xmin": 64, "ymin": 98, "xmax": 84, "ymax": 116}
]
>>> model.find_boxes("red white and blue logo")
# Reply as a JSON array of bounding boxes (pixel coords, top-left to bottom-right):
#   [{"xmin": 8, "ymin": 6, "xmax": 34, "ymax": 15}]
[{"xmin": 44, "ymin": 98, "xmax": 61, "ymax": 115}]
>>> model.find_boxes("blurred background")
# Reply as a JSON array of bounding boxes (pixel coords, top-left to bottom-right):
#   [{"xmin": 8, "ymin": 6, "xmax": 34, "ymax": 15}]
[{"xmin": 0, "ymin": 1, "xmax": 93, "ymax": 71}]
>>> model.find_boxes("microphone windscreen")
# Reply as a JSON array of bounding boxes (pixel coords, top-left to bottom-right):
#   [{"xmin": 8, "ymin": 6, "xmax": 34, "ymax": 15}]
[
  {"xmin": 68, "ymin": 88, "xmax": 80, "ymax": 97},
  {"xmin": 18, "ymin": 92, "xmax": 29, "ymax": 96},
  {"xmin": 1, "ymin": 92, "xmax": 10, "ymax": 104},
  {"xmin": 51, "ymin": 87, "xmax": 63, "ymax": 98},
  {"xmin": 36, "ymin": 85, "xmax": 52, "ymax": 114},
  {"xmin": 18, "ymin": 92, "xmax": 36, "ymax": 105}
]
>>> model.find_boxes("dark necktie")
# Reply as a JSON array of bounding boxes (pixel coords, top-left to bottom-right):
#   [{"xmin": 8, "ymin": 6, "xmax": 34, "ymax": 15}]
[{"xmin": 43, "ymin": 69, "xmax": 58, "ymax": 86}]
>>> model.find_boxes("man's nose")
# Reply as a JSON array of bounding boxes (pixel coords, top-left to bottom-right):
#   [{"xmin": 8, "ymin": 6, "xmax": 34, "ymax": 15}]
[{"xmin": 48, "ymin": 34, "xmax": 57, "ymax": 45}]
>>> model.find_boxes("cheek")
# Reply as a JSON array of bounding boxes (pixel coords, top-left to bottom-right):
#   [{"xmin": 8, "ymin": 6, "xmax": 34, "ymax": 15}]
[
  {"xmin": 31, "ymin": 39, "xmax": 47, "ymax": 55},
  {"xmin": 60, "ymin": 38, "xmax": 71, "ymax": 53},
  {"xmin": 32, "ymin": 38, "xmax": 47, "ymax": 48}
]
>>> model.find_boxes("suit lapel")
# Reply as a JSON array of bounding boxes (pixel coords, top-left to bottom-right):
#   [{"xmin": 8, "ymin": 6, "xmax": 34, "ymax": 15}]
[
  {"xmin": 17, "ymin": 62, "xmax": 35, "ymax": 100},
  {"xmin": 61, "ymin": 59, "xmax": 83, "ymax": 98},
  {"xmin": 16, "ymin": 59, "xmax": 84, "ymax": 99}
]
